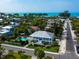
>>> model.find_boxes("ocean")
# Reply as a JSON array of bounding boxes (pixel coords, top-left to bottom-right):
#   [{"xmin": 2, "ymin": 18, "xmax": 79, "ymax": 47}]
[
  {"xmin": 48, "ymin": 13, "xmax": 79, "ymax": 17},
  {"xmin": 13, "ymin": 12, "xmax": 79, "ymax": 17}
]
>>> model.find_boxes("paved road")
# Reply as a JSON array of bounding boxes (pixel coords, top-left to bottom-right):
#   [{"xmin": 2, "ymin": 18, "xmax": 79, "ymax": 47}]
[
  {"xmin": 66, "ymin": 21, "xmax": 74, "ymax": 52},
  {"xmin": 58, "ymin": 52, "xmax": 79, "ymax": 59},
  {"xmin": 57, "ymin": 19, "xmax": 79, "ymax": 59},
  {"xmin": 31, "ymin": 56, "xmax": 37, "ymax": 59}
]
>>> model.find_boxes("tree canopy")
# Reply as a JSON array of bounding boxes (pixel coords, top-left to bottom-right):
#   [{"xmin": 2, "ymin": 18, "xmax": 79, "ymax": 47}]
[
  {"xmin": 59, "ymin": 11, "xmax": 71, "ymax": 18},
  {"xmin": 34, "ymin": 47, "xmax": 45, "ymax": 59}
]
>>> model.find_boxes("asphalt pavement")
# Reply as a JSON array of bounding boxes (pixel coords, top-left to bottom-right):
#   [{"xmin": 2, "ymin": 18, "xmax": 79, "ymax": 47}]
[
  {"xmin": 66, "ymin": 21, "xmax": 74, "ymax": 52},
  {"xmin": 58, "ymin": 19, "xmax": 79, "ymax": 59}
]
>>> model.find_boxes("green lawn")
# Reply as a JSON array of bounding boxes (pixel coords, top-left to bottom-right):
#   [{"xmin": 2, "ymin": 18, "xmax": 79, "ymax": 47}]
[
  {"xmin": 72, "ymin": 19, "xmax": 79, "ymax": 45},
  {"xmin": 27, "ymin": 44, "xmax": 59, "ymax": 52},
  {"xmin": 0, "ymin": 42, "xmax": 3, "ymax": 44},
  {"xmin": 20, "ymin": 55, "xmax": 31, "ymax": 59},
  {"xmin": 4, "ymin": 42, "xmax": 21, "ymax": 46},
  {"xmin": 44, "ymin": 56, "xmax": 53, "ymax": 59},
  {"xmin": 44, "ymin": 46, "xmax": 59, "ymax": 52},
  {"xmin": 3, "ymin": 51, "xmax": 31, "ymax": 59},
  {"xmin": 77, "ymin": 37, "xmax": 79, "ymax": 44}
]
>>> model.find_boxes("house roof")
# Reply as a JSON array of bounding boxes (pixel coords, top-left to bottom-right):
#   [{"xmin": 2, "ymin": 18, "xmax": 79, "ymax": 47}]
[
  {"xmin": 2, "ymin": 26, "xmax": 12, "ymax": 29},
  {"xmin": 60, "ymin": 19, "xmax": 65, "ymax": 21},
  {"xmin": 10, "ymin": 22, "xmax": 19, "ymax": 26},
  {"xmin": 13, "ymin": 18, "xmax": 22, "ymax": 21},
  {"xmin": 0, "ymin": 29, "xmax": 9, "ymax": 34},
  {"xmin": 31, "ymin": 26, "xmax": 40, "ymax": 30},
  {"xmin": 0, "ymin": 19, "xmax": 3, "ymax": 21},
  {"xmin": 30, "ymin": 31, "xmax": 54, "ymax": 38}
]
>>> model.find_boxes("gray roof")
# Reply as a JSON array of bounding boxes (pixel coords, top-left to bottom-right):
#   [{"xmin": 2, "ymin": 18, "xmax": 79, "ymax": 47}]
[{"xmin": 30, "ymin": 31, "xmax": 54, "ymax": 38}]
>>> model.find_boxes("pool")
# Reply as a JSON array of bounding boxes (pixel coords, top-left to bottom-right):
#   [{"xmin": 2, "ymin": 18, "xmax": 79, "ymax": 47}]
[{"xmin": 19, "ymin": 37, "xmax": 29, "ymax": 41}]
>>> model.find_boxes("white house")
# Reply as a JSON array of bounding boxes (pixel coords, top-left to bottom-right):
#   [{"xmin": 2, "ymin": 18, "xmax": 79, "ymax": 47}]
[
  {"xmin": 0, "ymin": 26, "xmax": 13, "ymax": 36},
  {"xmin": 13, "ymin": 18, "xmax": 22, "ymax": 22},
  {"xmin": 30, "ymin": 31, "xmax": 54, "ymax": 45},
  {"xmin": 0, "ymin": 19, "xmax": 3, "ymax": 22},
  {"xmin": 0, "ymin": 29, "xmax": 9, "ymax": 34},
  {"xmin": 2, "ymin": 26, "xmax": 12, "ymax": 31},
  {"xmin": 60, "ymin": 19, "xmax": 65, "ymax": 22},
  {"xmin": 10, "ymin": 22, "xmax": 19, "ymax": 27},
  {"xmin": 0, "ymin": 29, "xmax": 9, "ymax": 36},
  {"xmin": 45, "ymin": 19, "xmax": 54, "ymax": 30}
]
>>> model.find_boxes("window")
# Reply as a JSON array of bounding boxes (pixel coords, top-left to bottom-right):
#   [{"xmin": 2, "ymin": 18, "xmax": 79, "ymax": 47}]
[{"xmin": 39, "ymin": 37, "xmax": 42, "ymax": 40}]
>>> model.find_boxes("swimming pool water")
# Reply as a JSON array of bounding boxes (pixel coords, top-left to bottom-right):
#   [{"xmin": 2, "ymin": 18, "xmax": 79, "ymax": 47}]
[{"xmin": 19, "ymin": 37, "xmax": 29, "ymax": 41}]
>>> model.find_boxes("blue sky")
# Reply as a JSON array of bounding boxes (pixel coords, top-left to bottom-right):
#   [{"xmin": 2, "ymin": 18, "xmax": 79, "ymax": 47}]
[{"xmin": 0, "ymin": 0, "xmax": 79, "ymax": 13}]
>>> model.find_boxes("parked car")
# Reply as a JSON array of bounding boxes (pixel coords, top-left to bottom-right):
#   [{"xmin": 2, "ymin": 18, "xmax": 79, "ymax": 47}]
[{"xmin": 76, "ymin": 46, "xmax": 79, "ymax": 53}]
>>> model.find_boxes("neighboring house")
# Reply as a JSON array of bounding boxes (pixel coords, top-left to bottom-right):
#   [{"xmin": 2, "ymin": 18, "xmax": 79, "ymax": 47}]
[
  {"xmin": 13, "ymin": 18, "xmax": 24, "ymax": 22},
  {"xmin": 31, "ymin": 26, "xmax": 40, "ymax": 31},
  {"xmin": 60, "ymin": 19, "xmax": 65, "ymax": 22},
  {"xmin": 45, "ymin": 19, "xmax": 54, "ymax": 30},
  {"xmin": 30, "ymin": 31, "xmax": 54, "ymax": 45},
  {"xmin": 0, "ymin": 19, "xmax": 3, "ymax": 22},
  {"xmin": 2, "ymin": 26, "xmax": 12, "ymax": 31},
  {"xmin": 10, "ymin": 22, "xmax": 19, "ymax": 27},
  {"xmin": 0, "ymin": 29, "xmax": 10, "ymax": 36},
  {"xmin": 0, "ymin": 26, "xmax": 13, "ymax": 36},
  {"xmin": 47, "ymin": 19, "xmax": 54, "ymax": 24},
  {"xmin": 0, "ymin": 29, "xmax": 9, "ymax": 33}
]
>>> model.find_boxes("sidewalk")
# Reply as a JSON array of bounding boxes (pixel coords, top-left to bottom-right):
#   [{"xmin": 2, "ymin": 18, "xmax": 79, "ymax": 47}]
[
  {"xmin": 59, "ymin": 20, "xmax": 67, "ymax": 54},
  {"xmin": 32, "ymin": 56, "xmax": 37, "ymax": 59},
  {"xmin": 59, "ymin": 38, "xmax": 66, "ymax": 54},
  {"xmin": 69, "ymin": 20, "xmax": 79, "ymax": 56},
  {"xmin": 71, "ymin": 29, "xmax": 79, "ymax": 56}
]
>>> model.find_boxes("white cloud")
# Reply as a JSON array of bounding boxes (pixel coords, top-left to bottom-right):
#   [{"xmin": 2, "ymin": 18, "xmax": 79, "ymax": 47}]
[
  {"xmin": 0, "ymin": 0, "xmax": 23, "ymax": 12},
  {"xmin": 0, "ymin": 0, "xmax": 78, "ymax": 12}
]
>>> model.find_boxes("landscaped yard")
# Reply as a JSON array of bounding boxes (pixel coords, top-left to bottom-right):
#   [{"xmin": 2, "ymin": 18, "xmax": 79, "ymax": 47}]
[
  {"xmin": 44, "ymin": 56, "xmax": 53, "ymax": 59},
  {"xmin": 2, "ymin": 51, "xmax": 31, "ymax": 59},
  {"xmin": 4, "ymin": 42, "xmax": 21, "ymax": 46},
  {"xmin": 27, "ymin": 44, "xmax": 59, "ymax": 52},
  {"xmin": 72, "ymin": 19, "xmax": 79, "ymax": 44},
  {"xmin": 76, "ymin": 37, "xmax": 79, "ymax": 44}
]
